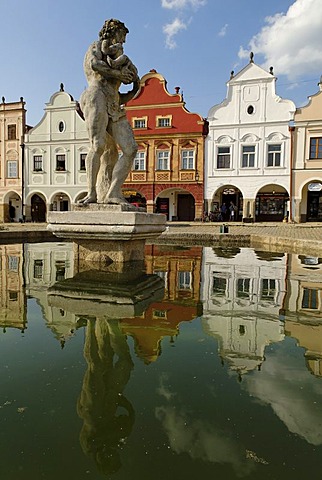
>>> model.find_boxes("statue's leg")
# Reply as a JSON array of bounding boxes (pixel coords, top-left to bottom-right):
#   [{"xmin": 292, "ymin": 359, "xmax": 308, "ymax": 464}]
[
  {"xmin": 96, "ymin": 133, "xmax": 118, "ymax": 203},
  {"xmin": 78, "ymin": 93, "xmax": 109, "ymax": 205},
  {"xmin": 104, "ymin": 118, "xmax": 138, "ymax": 204}
]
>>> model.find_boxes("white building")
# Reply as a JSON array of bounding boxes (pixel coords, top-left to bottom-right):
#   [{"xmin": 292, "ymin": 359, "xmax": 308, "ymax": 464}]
[
  {"xmin": 24, "ymin": 85, "xmax": 88, "ymax": 221},
  {"xmin": 205, "ymin": 54, "xmax": 295, "ymax": 222},
  {"xmin": 201, "ymin": 246, "xmax": 286, "ymax": 376}
]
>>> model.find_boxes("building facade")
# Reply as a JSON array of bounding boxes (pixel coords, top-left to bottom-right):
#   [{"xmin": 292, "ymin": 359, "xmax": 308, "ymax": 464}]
[
  {"xmin": 24, "ymin": 85, "xmax": 88, "ymax": 222},
  {"xmin": 205, "ymin": 55, "xmax": 295, "ymax": 222},
  {"xmin": 0, "ymin": 97, "xmax": 27, "ymax": 222},
  {"xmin": 292, "ymin": 78, "xmax": 322, "ymax": 223},
  {"xmin": 124, "ymin": 70, "xmax": 208, "ymax": 221}
]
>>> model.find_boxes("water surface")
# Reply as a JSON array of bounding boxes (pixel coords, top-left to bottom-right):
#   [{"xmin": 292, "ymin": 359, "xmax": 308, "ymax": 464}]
[{"xmin": 0, "ymin": 242, "xmax": 322, "ymax": 479}]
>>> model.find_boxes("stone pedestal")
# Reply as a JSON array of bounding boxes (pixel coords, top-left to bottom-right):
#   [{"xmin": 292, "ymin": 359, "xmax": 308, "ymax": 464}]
[{"xmin": 47, "ymin": 204, "xmax": 166, "ymax": 265}]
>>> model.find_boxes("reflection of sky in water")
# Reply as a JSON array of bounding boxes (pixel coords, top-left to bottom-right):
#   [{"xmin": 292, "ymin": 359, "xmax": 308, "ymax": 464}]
[{"xmin": 243, "ymin": 337, "xmax": 322, "ymax": 446}]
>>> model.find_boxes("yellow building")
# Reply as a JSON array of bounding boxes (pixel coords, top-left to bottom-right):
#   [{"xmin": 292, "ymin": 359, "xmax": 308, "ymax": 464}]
[
  {"xmin": 0, "ymin": 244, "xmax": 26, "ymax": 331},
  {"xmin": 292, "ymin": 77, "xmax": 322, "ymax": 222},
  {"xmin": 0, "ymin": 97, "xmax": 28, "ymax": 222}
]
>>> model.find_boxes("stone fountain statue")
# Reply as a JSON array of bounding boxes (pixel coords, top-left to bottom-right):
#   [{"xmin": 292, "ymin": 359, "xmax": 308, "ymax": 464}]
[
  {"xmin": 47, "ymin": 19, "xmax": 166, "ymax": 265},
  {"xmin": 79, "ymin": 19, "xmax": 140, "ymax": 206}
]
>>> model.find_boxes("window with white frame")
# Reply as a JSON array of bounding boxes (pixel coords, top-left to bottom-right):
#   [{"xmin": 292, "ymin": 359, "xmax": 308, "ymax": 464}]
[
  {"xmin": 8, "ymin": 255, "xmax": 18, "ymax": 271},
  {"xmin": 241, "ymin": 145, "xmax": 255, "ymax": 168},
  {"xmin": 181, "ymin": 149, "xmax": 195, "ymax": 170},
  {"xmin": 217, "ymin": 146, "xmax": 231, "ymax": 169},
  {"xmin": 260, "ymin": 279, "xmax": 276, "ymax": 300},
  {"xmin": 157, "ymin": 116, "xmax": 171, "ymax": 128},
  {"xmin": 33, "ymin": 155, "xmax": 43, "ymax": 172},
  {"xmin": 177, "ymin": 271, "xmax": 191, "ymax": 290},
  {"xmin": 7, "ymin": 160, "xmax": 17, "ymax": 178},
  {"xmin": 237, "ymin": 278, "xmax": 251, "ymax": 298},
  {"xmin": 157, "ymin": 150, "xmax": 170, "ymax": 170},
  {"xmin": 56, "ymin": 154, "xmax": 66, "ymax": 171},
  {"xmin": 80, "ymin": 153, "xmax": 86, "ymax": 171},
  {"xmin": 133, "ymin": 118, "xmax": 146, "ymax": 129},
  {"xmin": 267, "ymin": 144, "xmax": 281, "ymax": 167},
  {"xmin": 133, "ymin": 151, "xmax": 146, "ymax": 170}
]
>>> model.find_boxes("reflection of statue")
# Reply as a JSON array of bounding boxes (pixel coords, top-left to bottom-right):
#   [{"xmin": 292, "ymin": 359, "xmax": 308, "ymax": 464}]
[
  {"xmin": 79, "ymin": 18, "xmax": 139, "ymax": 206},
  {"xmin": 77, "ymin": 318, "xmax": 134, "ymax": 475},
  {"xmin": 47, "ymin": 265, "xmax": 164, "ymax": 476}
]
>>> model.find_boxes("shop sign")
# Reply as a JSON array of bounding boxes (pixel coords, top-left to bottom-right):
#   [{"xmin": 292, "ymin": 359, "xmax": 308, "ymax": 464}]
[{"xmin": 308, "ymin": 183, "xmax": 322, "ymax": 192}]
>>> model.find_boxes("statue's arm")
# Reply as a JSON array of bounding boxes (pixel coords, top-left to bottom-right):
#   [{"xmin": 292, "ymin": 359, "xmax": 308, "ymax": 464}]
[
  {"xmin": 91, "ymin": 58, "xmax": 123, "ymax": 80},
  {"xmin": 119, "ymin": 79, "xmax": 140, "ymax": 104}
]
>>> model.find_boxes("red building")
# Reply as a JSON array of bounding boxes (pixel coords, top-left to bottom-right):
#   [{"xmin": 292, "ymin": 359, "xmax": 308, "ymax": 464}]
[{"xmin": 124, "ymin": 70, "xmax": 208, "ymax": 221}]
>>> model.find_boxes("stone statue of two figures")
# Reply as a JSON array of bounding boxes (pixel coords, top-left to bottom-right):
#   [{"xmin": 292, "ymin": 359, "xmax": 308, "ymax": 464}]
[{"xmin": 79, "ymin": 19, "xmax": 139, "ymax": 206}]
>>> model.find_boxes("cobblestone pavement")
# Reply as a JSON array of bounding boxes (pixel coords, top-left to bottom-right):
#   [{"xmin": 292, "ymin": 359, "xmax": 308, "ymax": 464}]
[{"xmin": 1, "ymin": 221, "xmax": 322, "ymax": 242}]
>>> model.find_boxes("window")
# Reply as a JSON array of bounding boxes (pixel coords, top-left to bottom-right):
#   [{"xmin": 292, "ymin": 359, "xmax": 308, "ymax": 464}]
[
  {"xmin": 217, "ymin": 146, "xmax": 230, "ymax": 169},
  {"xmin": 247, "ymin": 105, "xmax": 254, "ymax": 115},
  {"xmin": 8, "ymin": 256, "xmax": 18, "ymax": 271},
  {"xmin": 80, "ymin": 153, "xmax": 86, "ymax": 171},
  {"xmin": 302, "ymin": 288, "xmax": 318, "ymax": 309},
  {"xmin": 178, "ymin": 271, "xmax": 191, "ymax": 290},
  {"xmin": 134, "ymin": 118, "xmax": 146, "ymax": 129},
  {"xmin": 58, "ymin": 121, "xmax": 65, "ymax": 132},
  {"xmin": 33, "ymin": 259, "xmax": 43, "ymax": 279},
  {"xmin": 261, "ymin": 279, "xmax": 276, "ymax": 300},
  {"xmin": 55, "ymin": 261, "xmax": 66, "ymax": 281},
  {"xmin": 242, "ymin": 145, "xmax": 255, "ymax": 168},
  {"xmin": 309, "ymin": 138, "xmax": 322, "ymax": 159},
  {"xmin": 237, "ymin": 278, "xmax": 251, "ymax": 298},
  {"xmin": 33, "ymin": 155, "xmax": 43, "ymax": 172},
  {"xmin": 181, "ymin": 150, "xmax": 194, "ymax": 170},
  {"xmin": 56, "ymin": 154, "xmax": 66, "ymax": 171},
  {"xmin": 153, "ymin": 309, "xmax": 167, "ymax": 319},
  {"xmin": 267, "ymin": 144, "xmax": 281, "ymax": 167},
  {"xmin": 8, "ymin": 124, "xmax": 16, "ymax": 140},
  {"xmin": 133, "ymin": 151, "xmax": 146, "ymax": 170},
  {"xmin": 8, "ymin": 291, "xmax": 18, "ymax": 302},
  {"xmin": 7, "ymin": 160, "xmax": 17, "ymax": 178},
  {"xmin": 213, "ymin": 274, "xmax": 227, "ymax": 296},
  {"xmin": 157, "ymin": 150, "xmax": 170, "ymax": 170},
  {"xmin": 157, "ymin": 116, "xmax": 171, "ymax": 128}
]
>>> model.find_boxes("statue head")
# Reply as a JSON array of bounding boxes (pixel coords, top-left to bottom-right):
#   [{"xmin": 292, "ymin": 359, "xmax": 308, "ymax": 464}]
[{"xmin": 99, "ymin": 19, "xmax": 129, "ymax": 44}]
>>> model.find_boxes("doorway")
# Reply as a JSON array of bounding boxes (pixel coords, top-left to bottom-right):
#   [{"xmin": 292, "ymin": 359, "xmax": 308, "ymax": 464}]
[
  {"xmin": 177, "ymin": 194, "xmax": 195, "ymax": 221},
  {"xmin": 31, "ymin": 194, "xmax": 46, "ymax": 222}
]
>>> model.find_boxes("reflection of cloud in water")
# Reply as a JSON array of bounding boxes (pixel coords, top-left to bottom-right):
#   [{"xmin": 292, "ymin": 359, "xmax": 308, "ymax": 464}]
[
  {"xmin": 157, "ymin": 373, "xmax": 176, "ymax": 401},
  {"xmin": 155, "ymin": 377, "xmax": 254, "ymax": 477},
  {"xmin": 243, "ymin": 343, "xmax": 322, "ymax": 446}
]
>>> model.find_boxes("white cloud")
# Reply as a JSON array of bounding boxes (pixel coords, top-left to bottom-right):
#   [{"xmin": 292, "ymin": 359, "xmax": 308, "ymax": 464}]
[
  {"xmin": 238, "ymin": 0, "xmax": 322, "ymax": 79},
  {"xmin": 161, "ymin": 0, "xmax": 206, "ymax": 9},
  {"xmin": 163, "ymin": 18, "xmax": 188, "ymax": 49},
  {"xmin": 243, "ymin": 344, "xmax": 322, "ymax": 446},
  {"xmin": 155, "ymin": 405, "xmax": 255, "ymax": 475},
  {"xmin": 218, "ymin": 23, "xmax": 228, "ymax": 37}
]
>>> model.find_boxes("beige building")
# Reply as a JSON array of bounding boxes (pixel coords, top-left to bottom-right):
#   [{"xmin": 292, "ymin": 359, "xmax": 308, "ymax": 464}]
[
  {"xmin": 0, "ymin": 98, "xmax": 28, "ymax": 222},
  {"xmin": 0, "ymin": 244, "xmax": 26, "ymax": 331},
  {"xmin": 292, "ymin": 77, "xmax": 322, "ymax": 222}
]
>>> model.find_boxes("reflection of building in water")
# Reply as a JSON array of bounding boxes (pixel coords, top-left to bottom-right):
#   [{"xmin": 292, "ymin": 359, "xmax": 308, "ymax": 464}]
[
  {"xmin": 284, "ymin": 254, "xmax": 322, "ymax": 376},
  {"xmin": 131, "ymin": 245, "xmax": 202, "ymax": 362},
  {"xmin": 24, "ymin": 242, "xmax": 80, "ymax": 345},
  {"xmin": 0, "ymin": 244, "xmax": 26, "ymax": 331},
  {"xmin": 201, "ymin": 247, "xmax": 286, "ymax": 376}
]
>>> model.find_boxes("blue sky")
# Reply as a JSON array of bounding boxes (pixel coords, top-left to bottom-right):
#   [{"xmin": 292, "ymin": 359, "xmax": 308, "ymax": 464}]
[{"xmin": 1, "ymin": 0, "xmax": 322, "ymax": 126}]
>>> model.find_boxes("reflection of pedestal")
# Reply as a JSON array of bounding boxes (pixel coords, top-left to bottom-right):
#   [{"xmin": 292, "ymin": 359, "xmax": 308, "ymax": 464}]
[
  {"xmin": 47, "ymin": 204, "xmax": 166, "ymax": 264},
  {"xmin": 47, "ymin": 269, "xmax": 165, "ymax": 318}
]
